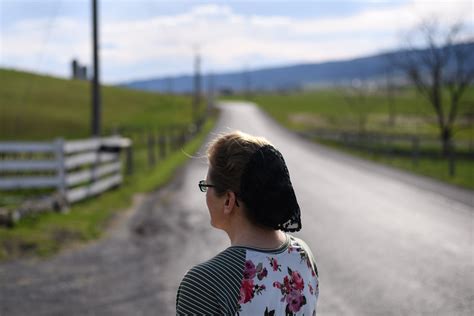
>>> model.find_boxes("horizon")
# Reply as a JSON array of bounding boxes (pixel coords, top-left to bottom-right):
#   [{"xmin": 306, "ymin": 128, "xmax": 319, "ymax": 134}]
[{"xmin": 1, "ymin": 0, "xmax": 472, "ymax": 84}]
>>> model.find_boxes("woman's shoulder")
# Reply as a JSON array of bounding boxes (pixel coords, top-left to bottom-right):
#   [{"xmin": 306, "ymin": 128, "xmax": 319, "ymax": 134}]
[
  {"xmin": 287, "ymin": 235, "xmax": 313, "ymax": 254},
  {"xmin": 177, "ymin": 247, "xmax": 247, "ymax": 315},
  {"xmin": 191, "ymin": 247, "xmax": 247, "ymax": 276},
  {"xmin": 232, "ymin": 235, "xmax": 319, "ymax": 315},
  {"xmin": 286, "ymin": 234, "xmax": 305, "ymax": 248},
  {"xmin": 287, "ymin": 235, "xmax": 319, "ymax": 277}
]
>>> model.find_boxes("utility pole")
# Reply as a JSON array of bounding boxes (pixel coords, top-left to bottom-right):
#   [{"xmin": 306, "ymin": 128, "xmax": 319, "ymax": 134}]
[
  {"xmin": 207, "ymin": 72, "xmax": 215, "ymax": 115},
  {"xmin": 192, "ymin": 49, "xmax": 201, "ymax": 122},
  {"xmin": 91, "ymin": 0, "xmax": 101, "ymax": 136},
  {"xmin": 242, "ymin": 65, "xmax": 251, "ymax": 99}
]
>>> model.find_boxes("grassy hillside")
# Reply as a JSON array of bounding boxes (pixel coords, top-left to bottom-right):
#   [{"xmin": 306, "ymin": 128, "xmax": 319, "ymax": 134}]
[
  {"xmin": 0, "ymin": 68, "xmax": 194, "ymax": 140},
  {"xmin": 0, "ymin": 68, "xmax": 215, "ymax": 261}
]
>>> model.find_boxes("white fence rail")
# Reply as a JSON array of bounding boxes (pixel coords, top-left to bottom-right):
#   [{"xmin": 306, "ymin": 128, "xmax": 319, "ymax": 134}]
[{"xmin": 0, "ymin": 136, "xmax": 131, "ymax": 224}]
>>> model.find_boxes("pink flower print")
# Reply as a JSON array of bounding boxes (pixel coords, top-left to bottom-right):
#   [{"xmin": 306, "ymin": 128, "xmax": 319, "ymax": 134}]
[
  {"xmin": 291, "ymin": 271, "xmax": 305, "ymax": 291},
  {"xmin": 257, "ymin": 267, "xmax": 268, "ymax": 280},
  {"xmin": 268, "ymin": 257, "xmax": 281, "ymax": 271},
  {"xmin": 286, "ymin": 290, "xmax": 306, "ymax": 313},
  {"xmin": 238, "ymin": 278, "xmax": 255, "ymax": 304},
  {"xmin": 308, "ymin": 282, "xmax": 314, "ymax": 295},
  {"xmin": 243, "ymin": 260, "xmax": 256, "ymax": 279},
  {"xmin": 283, "ymin": 275, "xmax": 292, "ymax": 294},
  {"xmin": 274, "ymin": 268, "xmax": 308, "ymax": 313}
]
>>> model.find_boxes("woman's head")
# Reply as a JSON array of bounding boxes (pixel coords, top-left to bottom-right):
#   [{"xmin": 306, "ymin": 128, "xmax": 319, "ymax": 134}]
[
  {"xmin": 206, "ymin": 131, "xmax": 301, "ymax": 232},
  {"xmin": 206, "ymin": 131, "xmax": 269, "ymax": 197}
]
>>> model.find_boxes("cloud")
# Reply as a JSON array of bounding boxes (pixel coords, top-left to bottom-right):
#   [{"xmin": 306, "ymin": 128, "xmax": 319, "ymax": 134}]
[
  {"xmin": 1, "ymin": 1, "xmax": 472, "ymax": 83},
  {"xmin": 1, "ymin": 16, "xmax": 90, "ymax": 75}
]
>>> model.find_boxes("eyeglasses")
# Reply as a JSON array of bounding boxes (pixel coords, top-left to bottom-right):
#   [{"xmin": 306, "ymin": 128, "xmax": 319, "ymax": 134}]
[
  {"xmin": 198, "ymin": 180, "xmax": 240, "ymax": 207},
  {"xmin": 199, "ymin": 180, "xmax": 216, "ymax": 192}
]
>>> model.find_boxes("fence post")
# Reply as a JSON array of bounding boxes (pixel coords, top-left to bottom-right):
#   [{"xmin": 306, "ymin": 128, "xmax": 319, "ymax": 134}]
[
  {"xmin": 411, "ymin": 136, "xmax": 419, "ymax": 167},
  {"xmin": 155, "ymin": 130, "xmax": 160, "ymax": 159},
  {"xmin": 386, "ymin": 136, "xmax": 393, "ymax": 160},
  {"xmin": 181, "ymin": 127, "xmax": 186, "ymax": 147},
  {"xmin": 371, "ymin": 134, "xmax": 376, "ymax": 154},
  {"xmin": 54, "ymin": 138, "xmax": 68, "ymax": 212},
  {"xmin": 159, "ymin": 131, "xmax": 166, "ymax": 158},
  {"xmin": 55, "ymin": 138, "xmax": 66, "ymax": 195},
  {"xmin": 126, "ymin": 143, "xmax": 134, "ymax": 175},
  {"xmin": 147, "ymin": 132, "xmax": 156, "ymax": 167},
  {"xmin": 172, "ymin": 127, "xmax": 179, "ymax": 151},
  {"xmin": 448, "ymin": 140, "xmax": 456, "ymax": 177},
  {"xmin": 142, "ymin": 129, "xmax": 147, "ymax": 148}
]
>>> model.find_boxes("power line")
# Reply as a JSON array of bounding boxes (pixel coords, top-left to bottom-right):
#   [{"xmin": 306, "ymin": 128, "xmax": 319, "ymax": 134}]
[{"xmin": 17, "ymin": 0, "xmax": 63, "ymax": 134}]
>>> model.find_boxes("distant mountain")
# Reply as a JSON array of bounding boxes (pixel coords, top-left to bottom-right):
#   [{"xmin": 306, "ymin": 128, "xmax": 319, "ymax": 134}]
[{"xmin": 122, "ymin": 42, "xmax": 474, "ymax": 94}]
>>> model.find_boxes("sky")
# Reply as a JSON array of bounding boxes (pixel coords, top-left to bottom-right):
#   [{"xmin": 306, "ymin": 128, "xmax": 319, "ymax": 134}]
[{"xmin": 1, "ymin": 0, "xmax": 472, "ymax": 84}]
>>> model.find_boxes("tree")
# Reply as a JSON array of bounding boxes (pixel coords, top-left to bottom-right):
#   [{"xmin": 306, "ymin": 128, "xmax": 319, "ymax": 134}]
[
  {"xmin": 341, "ymin": 79, "xmax": 376, "ymax": 134},
  {"xmin": 396, "ymin": 18, "xmax": 474, "ymax": 155}
]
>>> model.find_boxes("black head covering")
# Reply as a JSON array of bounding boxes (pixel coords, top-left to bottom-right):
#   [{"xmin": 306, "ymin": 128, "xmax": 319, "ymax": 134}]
[{"xmin": 239, "ymin": 145, "xmax": 301, "ymax": 232}]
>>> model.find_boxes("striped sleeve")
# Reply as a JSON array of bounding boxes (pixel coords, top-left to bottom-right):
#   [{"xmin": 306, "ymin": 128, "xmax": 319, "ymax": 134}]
[{"xmin": 176, "ymin": 248, "xmax": 246, "ymax": 315}]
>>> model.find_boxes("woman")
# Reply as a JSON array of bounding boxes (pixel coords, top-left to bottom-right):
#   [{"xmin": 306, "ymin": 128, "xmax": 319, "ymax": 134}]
[{"xmin": 176, "ymin": 131, "xmax": 319, "ymax": 315}]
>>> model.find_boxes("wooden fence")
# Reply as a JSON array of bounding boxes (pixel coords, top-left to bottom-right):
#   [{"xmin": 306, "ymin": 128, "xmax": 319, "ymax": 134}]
[
  {"xmin": 0, "ymin": 114, "xmax": 208, "ymax": 226},
  {"xmin": 299, "ymin": 128, "xmax": 474, "ymax": 176},
  {"xmin": 120, "ymin": 115, "xmax": 206, "ymax": 168},
  {"xmin": 0, "ymin": 136, "xmax": 131, "ymax": 225}
]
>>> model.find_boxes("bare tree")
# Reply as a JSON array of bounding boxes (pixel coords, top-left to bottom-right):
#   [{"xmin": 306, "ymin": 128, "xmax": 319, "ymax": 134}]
[
  {"xmin": 341, "ymin": 79, "xmax": 376, "ymax": 134},
  {"xmin": 396, "ymin": 18, "xmax": 474, "ymax": 155}
]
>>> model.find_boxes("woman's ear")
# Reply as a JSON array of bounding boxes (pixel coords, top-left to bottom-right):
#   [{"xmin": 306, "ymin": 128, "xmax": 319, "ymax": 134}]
[{"xmin": 223, "ymin": 191, "xmax": 237, "ymax": 215}]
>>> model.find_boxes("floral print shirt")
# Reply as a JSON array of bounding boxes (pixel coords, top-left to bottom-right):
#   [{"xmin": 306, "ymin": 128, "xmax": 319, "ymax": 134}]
[{"xmin": 176, "ymin": 234, "xmax": 319, "ymax": 315}]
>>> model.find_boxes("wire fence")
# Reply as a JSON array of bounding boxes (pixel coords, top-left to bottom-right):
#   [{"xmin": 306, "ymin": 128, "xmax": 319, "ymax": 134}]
[{"xmin": 299, "ymin": 128, "xmax": 474, "ymax": 177}]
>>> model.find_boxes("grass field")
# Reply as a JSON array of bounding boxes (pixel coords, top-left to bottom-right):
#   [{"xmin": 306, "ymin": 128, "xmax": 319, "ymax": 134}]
[
  {"xmin": 223, "ymin": 87, "xmax": 473, "ymax": 189},
  {"xmin": 0, "ymin": 68, "xmax": 215, "ymax": 261},
  {"xmin": 0, "ymin": 68, "xmax": 194, "ymax": 140},
  {"xmin": 249, "ymin": 88, "xmax": 473, "ymax": 140}
]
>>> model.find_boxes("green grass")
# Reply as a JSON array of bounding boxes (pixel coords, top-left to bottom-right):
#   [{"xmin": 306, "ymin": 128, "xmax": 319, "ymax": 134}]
[
  {"xmin": 0, "ymin": 117, "xmax": 216, "ymax": 261},
  {"xmin": 0, "ymin": 68, "xmax": 201, "ymax": 208},
  {"xmin": 0, "ymin": 68, "xmax": 216, "ymax": 261},
  {"xmin": 230, "ymin": 87, "xmax": 474, "ymax": 140},
  {"xmin": 0, "ymin": 68, "xmax": 194, "ymax": 140},
  {"xmin": 222, "ymin": 87, "xmax": 473, "ymax": 189},
  {"xmin": 319, "ymin": 140, "xmax": 474, "ymax": 189}
]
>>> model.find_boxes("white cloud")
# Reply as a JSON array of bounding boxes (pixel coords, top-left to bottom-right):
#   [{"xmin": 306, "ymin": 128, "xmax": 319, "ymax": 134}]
[
  {"xmin": 1, "ymin": 1, "xmax": 472, "ymax": 83},
  {"xmin": 1, "ymin": 16, "xmax": 90, "ymax": 75}
]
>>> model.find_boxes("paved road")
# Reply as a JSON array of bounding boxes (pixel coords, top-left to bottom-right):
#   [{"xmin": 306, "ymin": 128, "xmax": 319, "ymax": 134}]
[{"xmin": 1, "ymin": 102, "xmax": 473, "ymax": 315}]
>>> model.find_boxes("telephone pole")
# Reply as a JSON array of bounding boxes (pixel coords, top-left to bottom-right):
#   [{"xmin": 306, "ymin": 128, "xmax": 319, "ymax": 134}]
[
  {"xmin": 91, "ymin": 0, "xmax": 101, "ymax": 136},
  {"xmin": 242, "ymin": 65, "xmax": 251, "ymax": 99},
  {"xmin": 207, "ymin": 72, "xmax": 215, "ymax": 115},
  {"xmin": 192, "ymin": 48, "xmax": 201, "ymax": 122}
]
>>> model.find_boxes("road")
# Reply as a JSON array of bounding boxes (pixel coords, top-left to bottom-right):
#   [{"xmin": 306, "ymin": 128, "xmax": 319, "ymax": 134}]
[{"xmin": 1, "ymin": 101, "xmax": 473, "ymax": 315}]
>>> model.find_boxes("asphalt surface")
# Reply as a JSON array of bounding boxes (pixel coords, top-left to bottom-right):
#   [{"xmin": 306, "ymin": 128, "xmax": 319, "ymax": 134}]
[{"xmin": 0, "ymin": 101, "xmax": 473, "ymax": 315}]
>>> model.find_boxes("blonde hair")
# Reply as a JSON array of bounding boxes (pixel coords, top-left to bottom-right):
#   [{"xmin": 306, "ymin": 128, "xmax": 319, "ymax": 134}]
[{"xmin": 206, "ymin": 131, "xmax": 271, "ymax": 196}]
